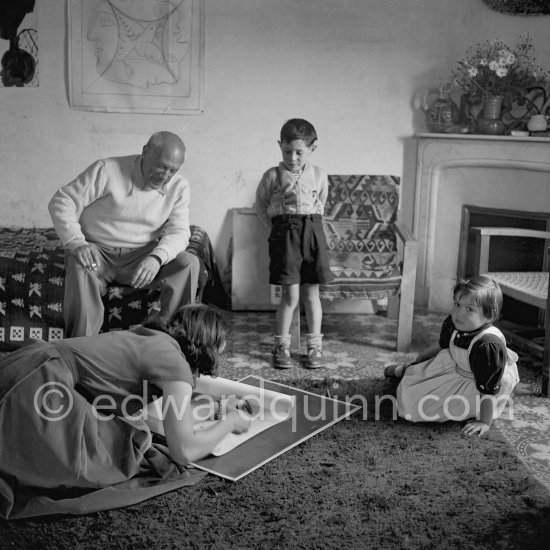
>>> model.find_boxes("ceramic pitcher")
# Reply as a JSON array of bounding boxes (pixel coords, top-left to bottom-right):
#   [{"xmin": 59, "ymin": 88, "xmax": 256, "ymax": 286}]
[
  {"xmin": 421, "ymin": 84, "xmax": 460, "ymax": 133},
  {"xmin": 527, "ymin": 114, "xmax": 549, "ymax": 132}
]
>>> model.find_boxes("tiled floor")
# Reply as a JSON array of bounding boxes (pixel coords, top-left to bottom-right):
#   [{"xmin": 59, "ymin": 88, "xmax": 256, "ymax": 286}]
[{"xmin": 220, "ymin": 310, "xmax": 550, "ymax": 492}]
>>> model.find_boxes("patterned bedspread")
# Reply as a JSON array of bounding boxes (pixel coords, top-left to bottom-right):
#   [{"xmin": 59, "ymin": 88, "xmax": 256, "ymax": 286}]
[{"xmin": 0, "ymin": 226, "xmax": 227, "ymax": 351}]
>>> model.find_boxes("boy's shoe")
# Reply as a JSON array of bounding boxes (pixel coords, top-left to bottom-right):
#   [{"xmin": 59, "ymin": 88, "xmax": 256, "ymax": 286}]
[
  {"xmin": 304, "ymin": 333, "xmax": 324, "ymax": 369},
  {"xmin": 304, "ymin": 348, "xmax": 323, "ymax": 369},
  {"xmin": 272, "ymin": 334, "xmax": 293, "ymax": 369},
  {"xmin": 272, "ymin": 345, "xmax": 293, "ymax": 369}
]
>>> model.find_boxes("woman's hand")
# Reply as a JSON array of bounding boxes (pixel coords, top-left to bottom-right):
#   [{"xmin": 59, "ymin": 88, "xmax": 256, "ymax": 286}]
[
  {"xmin": 223, "ymin": 397, "xmax": 254, "ymax": 416},
  {"xmin": 226, "ymin": 408, "xmax": 252, "ymax": 434},
  {"xmin": 222, "ymin": 397, "xmax": 252, "ymax": 434},
  {"xmin": 161, "ymin": 381, "xmax": 254, "ymax": 465},
  {"xmin": 237, "ymin": 398, "xmax": 253, "ymax": 415},
  {"xmin": 462, "ymin": 420, "xmax": 490, "ymax": 437}
]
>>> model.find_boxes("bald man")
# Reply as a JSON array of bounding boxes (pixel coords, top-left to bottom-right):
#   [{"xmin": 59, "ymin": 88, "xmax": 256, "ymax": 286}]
[{"xmin": 49, "ymin": 131, "xmax": 200, "ymax": 337}]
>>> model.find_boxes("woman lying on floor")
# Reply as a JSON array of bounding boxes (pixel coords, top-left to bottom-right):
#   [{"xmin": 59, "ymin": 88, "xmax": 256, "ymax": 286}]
[{"xmin": 0, "ymin": 304, "xmax": 252, "ymax": 520}]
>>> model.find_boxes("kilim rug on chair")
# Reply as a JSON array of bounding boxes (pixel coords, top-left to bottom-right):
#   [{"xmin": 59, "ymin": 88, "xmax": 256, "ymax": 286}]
[{"xmin": 320, "ymin": 175, "xmax": 402, "ymax": 301}]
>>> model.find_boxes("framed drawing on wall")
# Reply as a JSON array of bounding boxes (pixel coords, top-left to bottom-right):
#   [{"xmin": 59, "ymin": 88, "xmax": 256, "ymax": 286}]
[{"xmin": 68, "ymin": 0, "xmax": 204, "ymax": 114}]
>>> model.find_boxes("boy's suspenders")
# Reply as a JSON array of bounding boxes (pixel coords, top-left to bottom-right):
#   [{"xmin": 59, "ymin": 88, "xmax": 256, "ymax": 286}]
[{"xmin": 276, "ymin": 164, "xmax": 323, "ymax": 214}]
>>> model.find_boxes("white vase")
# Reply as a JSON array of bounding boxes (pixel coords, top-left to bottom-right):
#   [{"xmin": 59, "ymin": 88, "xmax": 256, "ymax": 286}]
[{"xmin": 527, "ymin": 114, "xmax": 548, "ymax": 133}]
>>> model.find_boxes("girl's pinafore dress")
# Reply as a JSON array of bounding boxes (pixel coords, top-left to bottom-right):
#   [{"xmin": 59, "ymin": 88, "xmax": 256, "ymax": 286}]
[{"xmin": 397, "ymin": 325, "xmax": 520, "ymax": 423}]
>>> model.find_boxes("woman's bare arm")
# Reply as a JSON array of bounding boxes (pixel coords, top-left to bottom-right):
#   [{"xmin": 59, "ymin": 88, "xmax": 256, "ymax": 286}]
[{"xmin": 156, "ymin": 380, "xmax": 251, "ymax": 466}]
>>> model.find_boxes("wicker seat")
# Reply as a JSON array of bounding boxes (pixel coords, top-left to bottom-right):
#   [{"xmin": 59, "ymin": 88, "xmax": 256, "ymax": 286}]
[
  {"xmin": 471, "ymin": 226, "xmax": 550, "ymax": 396},
  {"xmin": 484, "ymin": 271, "xmax": 548, "ymax": 309}
]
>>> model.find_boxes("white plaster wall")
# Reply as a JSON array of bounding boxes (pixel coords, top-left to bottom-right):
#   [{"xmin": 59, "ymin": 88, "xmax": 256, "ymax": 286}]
[{"xmin": 0, "ymin": 0, "xmax": 549, "ymax": 275}]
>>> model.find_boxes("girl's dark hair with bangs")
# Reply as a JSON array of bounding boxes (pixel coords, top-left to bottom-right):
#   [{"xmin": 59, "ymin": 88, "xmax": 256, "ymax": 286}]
[
  {"xmin": 280, "ymin": 118, "xmax": 317, "ymax": 147},
  {"xmin": 453, "ymin": 275, "xmax": 503, "ymax": 323},
  {"xmin": 143, "ymin": 304, "xmax": 228, "ymax": 377}
]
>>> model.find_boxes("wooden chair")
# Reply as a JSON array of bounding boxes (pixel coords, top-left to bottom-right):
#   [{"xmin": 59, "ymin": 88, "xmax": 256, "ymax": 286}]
[
  {"xmin": 313, "ymin": 175, "xmax": 418, "ymax": 352},
  {"xmin": 471, "ymin": 226, "xmax": 550, "ymax": 397}
]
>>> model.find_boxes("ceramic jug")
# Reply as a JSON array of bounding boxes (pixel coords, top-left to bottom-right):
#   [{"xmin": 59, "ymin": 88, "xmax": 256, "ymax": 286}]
[
  {"xmin": 422, "ymin": 84, "xmax": 460, "ymax": 133},
  {"xmin": 527, "ymin": 114, "xmax": 549, "ymax": 133}
]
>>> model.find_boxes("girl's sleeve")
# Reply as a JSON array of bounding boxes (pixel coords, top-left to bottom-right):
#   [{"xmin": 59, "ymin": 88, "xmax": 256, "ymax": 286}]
[
  {"xmin": 469, "ymin": 335, "xmax": 507, "ymax": 394},
  {"xmin": 438, "ymin": 315, "xmax": 454, "ymax": 349}
]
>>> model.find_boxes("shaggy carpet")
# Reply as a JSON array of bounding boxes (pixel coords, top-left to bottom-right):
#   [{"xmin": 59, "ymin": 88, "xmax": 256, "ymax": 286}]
[{"xmin": 1, "ymin": 378, "xmax": 549, "ymax": 550}]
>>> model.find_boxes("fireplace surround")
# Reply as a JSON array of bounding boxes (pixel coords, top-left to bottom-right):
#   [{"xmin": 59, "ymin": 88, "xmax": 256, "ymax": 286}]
[{"xmin": 409, "ymin": 133, "xmax": 550, "ymax": 312}]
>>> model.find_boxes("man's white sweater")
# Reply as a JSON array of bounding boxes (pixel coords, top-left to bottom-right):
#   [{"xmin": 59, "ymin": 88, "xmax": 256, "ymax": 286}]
[{"xmin": 48, "ymin": 155, "xmax": 191, "ymax": 265}]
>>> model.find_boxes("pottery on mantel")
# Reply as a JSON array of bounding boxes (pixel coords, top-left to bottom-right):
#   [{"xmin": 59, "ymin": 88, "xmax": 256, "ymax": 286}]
[
  {"xmin": 527, "ymin": 114, "xmax": 549, "ymax": 133},
  {"xmin": 477, "ymin": 95, "xmax": 506, "ymax": 136}
]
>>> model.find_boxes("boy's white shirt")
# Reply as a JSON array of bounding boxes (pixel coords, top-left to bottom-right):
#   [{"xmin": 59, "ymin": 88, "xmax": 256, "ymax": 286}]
[{"xmin": 255, "ymin": 162, "xmax": 329, "ymax": 228}]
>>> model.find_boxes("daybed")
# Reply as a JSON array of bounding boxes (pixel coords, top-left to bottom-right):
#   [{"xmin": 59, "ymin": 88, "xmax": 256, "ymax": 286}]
[{"xmin": 0, "ymin": 226, "xmax": 227, "ymax": 351}]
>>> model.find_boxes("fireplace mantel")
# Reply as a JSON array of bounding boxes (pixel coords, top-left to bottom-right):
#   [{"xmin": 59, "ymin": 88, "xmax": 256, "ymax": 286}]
[{"xmin": 411, "ymin": 133, "xmax": 550, "ymax": 312}]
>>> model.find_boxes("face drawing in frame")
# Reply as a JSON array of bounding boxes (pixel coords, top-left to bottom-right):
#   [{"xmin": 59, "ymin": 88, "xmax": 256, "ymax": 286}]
[{"xmin": 86, "ymin": 0, "xmax": 190, "ymax": 89}]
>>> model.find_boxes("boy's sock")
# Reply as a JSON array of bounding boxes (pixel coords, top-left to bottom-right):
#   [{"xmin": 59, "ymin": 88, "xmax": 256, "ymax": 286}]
[{"xmin": 304, "ymin": 333, "xmax": 323, "ymax": 369}]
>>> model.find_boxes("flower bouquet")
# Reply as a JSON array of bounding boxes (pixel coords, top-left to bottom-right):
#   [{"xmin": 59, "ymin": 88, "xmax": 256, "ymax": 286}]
[
  {"xmin": 452, "ymin": 35, "xmax": 548, "ymax": 133},
  {"xmin": 453, "ymin": 35, "xmax": 546, "ymax": 102}
]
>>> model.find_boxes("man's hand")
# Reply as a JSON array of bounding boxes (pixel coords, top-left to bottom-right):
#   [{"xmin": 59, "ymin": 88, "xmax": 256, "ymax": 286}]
[
  {"xmin": 131, "ymin": 256, "xmax": 161, "ymax": 288},
  {"xmin": 72, "ymin": 243, "xmax": 100, "ymax": 271}
]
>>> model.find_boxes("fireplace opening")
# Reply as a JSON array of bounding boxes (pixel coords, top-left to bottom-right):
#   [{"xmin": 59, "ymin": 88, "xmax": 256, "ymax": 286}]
[{"xmin": 458, "ymin": 205, "xmax": 550, "ymax": 328}]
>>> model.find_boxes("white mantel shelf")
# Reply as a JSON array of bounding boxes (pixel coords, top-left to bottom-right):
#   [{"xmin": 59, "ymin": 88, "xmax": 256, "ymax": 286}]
[
  {"xmin": 415, "ymin": 132, "xmax": 550, "ymax": 143},
  {"xmin": 411, "ymin": 133, "xmax": 550, "ymax": 312}
]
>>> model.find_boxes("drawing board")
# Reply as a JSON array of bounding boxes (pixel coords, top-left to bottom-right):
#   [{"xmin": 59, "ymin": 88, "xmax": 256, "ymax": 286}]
[{"xmin": 191, "ymin": 375, "xmax": 361, "ymax": 481}]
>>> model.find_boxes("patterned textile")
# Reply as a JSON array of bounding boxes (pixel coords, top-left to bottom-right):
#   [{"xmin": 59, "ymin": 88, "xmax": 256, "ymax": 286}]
[
  {"xmin": 320, "ymin": 175, "xmax": 402, "ymax": 301},
  {"xmin": 0, "ymin": 226, "xmax": 227, "ymax": 351}
]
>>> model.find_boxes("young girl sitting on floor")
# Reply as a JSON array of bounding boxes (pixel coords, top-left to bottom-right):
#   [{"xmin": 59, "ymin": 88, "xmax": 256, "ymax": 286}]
[{"xmin": 385, "ymin": 275, "xmax": 520, "ymax": 437}]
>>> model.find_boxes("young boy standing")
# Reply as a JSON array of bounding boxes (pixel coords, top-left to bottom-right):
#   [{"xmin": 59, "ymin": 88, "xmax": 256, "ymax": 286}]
[{"xmin": 255, "ymin": 119, "xmax": 333, "ymax": 369}]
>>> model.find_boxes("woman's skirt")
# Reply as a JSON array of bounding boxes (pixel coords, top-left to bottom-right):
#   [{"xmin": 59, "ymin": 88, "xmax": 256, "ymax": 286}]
[{"xmin": 0, "ymin": 340, "xmax": 204, "ymax": 519}]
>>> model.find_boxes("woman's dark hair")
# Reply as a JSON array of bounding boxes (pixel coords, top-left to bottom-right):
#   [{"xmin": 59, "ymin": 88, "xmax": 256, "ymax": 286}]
[
  {"xmin": 143, "ymin": 304, "xmax": 228, "ymax": 376},
  {"xmin": 453, "ymin": 275, "xmax": 503, "ymax": 323}
]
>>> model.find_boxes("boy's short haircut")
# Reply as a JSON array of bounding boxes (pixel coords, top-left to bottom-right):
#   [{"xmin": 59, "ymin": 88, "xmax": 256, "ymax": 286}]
[{"xmin": 280, "ymin": 118, "xmax": 317, "ymax": 146}]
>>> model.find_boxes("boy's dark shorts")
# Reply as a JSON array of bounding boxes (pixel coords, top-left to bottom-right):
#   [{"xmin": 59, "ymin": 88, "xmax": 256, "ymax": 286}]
[{"xmin": 268, "ymin": 214, "xmax": 334, "ymax": 285}]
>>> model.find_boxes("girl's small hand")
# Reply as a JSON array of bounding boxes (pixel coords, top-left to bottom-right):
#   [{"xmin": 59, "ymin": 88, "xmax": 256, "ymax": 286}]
[{"xmin": 462, "ymin": 420, "xmax": 490, "ymax": 437}]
